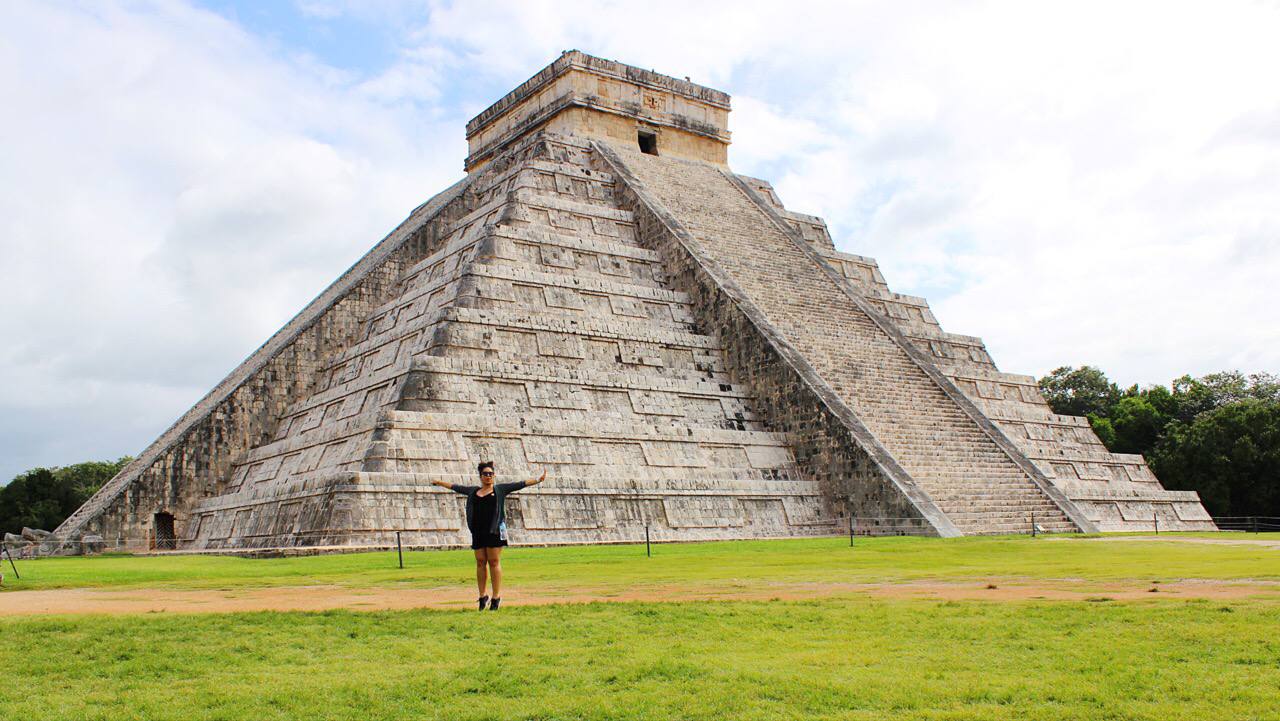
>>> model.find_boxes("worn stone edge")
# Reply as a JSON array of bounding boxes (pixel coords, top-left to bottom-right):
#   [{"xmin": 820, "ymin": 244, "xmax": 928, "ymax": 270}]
[
  {"xmin": 51, "ymin": 174, "xmax": 476, "ymax": 545},
  {"xmin": 592, "ymin": 141, "xmax": 962, "ymax": 538},
  {"xmin": 722, "ymin": 169, "xmax": 1100, "ymax": 534},
  {"xmin": 467, "ymin": 50, "xmax": 730, "ymax": 138},
  {"xmin": 466, "ymin": 90, "xmax": 730, "ymax": 171}
]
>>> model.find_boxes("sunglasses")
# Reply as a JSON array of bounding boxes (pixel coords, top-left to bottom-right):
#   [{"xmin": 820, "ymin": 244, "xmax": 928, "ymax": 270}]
[{"xmin": 480, "ymin": 471, "xmax": 495, "ymax": 477}]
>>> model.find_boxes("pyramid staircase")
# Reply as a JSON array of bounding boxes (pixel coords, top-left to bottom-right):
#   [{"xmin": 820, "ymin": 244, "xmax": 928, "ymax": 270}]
[{"xmin": 735, "ymin": 173, "xmax": 1214, "ymax": 532}]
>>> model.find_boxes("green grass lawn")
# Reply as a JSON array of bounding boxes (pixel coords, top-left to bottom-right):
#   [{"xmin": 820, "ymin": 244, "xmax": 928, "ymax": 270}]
[
  {"xmin": 5, "ymin": 599, "xmax": 1278, "ymax": 720},
  {"xmin": 3, "ymin": 534, "xmax": 1279, "ymax": 720},
  {"xmin": 4, "ymin": 533, "xmax": 1279, "ymax": 593}
]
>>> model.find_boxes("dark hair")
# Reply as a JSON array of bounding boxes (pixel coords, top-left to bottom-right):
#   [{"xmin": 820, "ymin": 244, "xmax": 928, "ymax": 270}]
[{"xmin": 477, "ymin": 461, "xmax": 495, "ymax": 475}]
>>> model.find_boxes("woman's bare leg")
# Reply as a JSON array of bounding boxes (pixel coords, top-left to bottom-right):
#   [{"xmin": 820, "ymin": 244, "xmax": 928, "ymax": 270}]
[
  {"xmin": 474, "ymin": 549, "xmax": 489, "ymax": 596},
  {"xmin": 487, "ymin": 547, "xmax": 503, "ymax": 599}
]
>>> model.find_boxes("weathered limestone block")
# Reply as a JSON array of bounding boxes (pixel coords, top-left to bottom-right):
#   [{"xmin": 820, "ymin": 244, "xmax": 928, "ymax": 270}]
[
  {"xmin": 81, "ymin": 534, "xmax": 106, "ymax": 555},
  {"xmin": 21, "ymin": 528, "xmax": 51, "ymax": 545}
]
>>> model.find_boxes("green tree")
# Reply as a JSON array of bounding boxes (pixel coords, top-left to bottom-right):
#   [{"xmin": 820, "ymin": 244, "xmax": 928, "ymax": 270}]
[
  {"xmin": 1108, "ymin": 395, "xmax": 1170, "ymax": 455},
  {"xmin": 1087, "ymin": 413, "xmax": 1117, "ymax": 449},
  {"xmin": 49, "ymin": 459, "xmax": 125, "ymax": 498},
  {"xmin": 0, "ymin": 458, "xmax": 131, "ymax": 536},
  {"xmin": 1037, "ymin": 367, "xmax": 1279, "ymax": 517},
  {"xmin": 1140, "ymin": 384, "xmax": 1180, "ymax": 419},
  {"xmin": 1038, "ymin": 366, "xmax": 1122, "ymax": 418},
  {"xmin": 1149, "ymin": 400, "xmax": 1280, "ymax": 517},
  {"xmin": 1169, "ymin": 371, "xmax": 1280, "ymax": 423}
]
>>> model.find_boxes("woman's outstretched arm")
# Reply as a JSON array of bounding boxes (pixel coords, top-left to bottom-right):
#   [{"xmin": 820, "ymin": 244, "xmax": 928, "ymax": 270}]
[
  {"xmin": 433, "ymin": 479, "xmax": 478, "ymax": 495},
  {"xmin": 496, "ymin": 469, "xmax": 546, "ymax": 494}
]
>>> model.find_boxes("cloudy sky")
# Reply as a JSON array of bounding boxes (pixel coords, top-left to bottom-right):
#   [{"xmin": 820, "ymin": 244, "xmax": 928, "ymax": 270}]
[{"xmin": 2, "ymin": 0, "xmax": 1278, "ymax": 481}]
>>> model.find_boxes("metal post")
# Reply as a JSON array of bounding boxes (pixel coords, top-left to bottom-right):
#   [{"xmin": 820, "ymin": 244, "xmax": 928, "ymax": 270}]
[
  {"xmin": 1031, "ymin": 511, "xmax": 1036, "ymax": 537},
  {"xmin": 849, "ymin": 516, "xmax": 855, "ymax": 547},
  {"xmin": 1252, "ymin": 516, "xmax": 1258, "ymax": 534},
  {"xmin": 2, "ymin": 547, "xmax": 18, "ymax": 580},
  {"xmin": 1153, "ymin": 513, "xmax": 1159, "ymax": 535},
  {"xmin": 396, "ymin": 531, "xmax": 404, "ymax": 569},
  {"xmin": 645, "ymin": 524, "xmax": 651, "ymax": 557}
]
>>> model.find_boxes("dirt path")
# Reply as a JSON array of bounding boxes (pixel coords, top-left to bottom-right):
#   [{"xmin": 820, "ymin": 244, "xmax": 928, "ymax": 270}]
[
  {"xmin": 1047, "ymin": 535, "xmax": 1280, "ymax": 549},
  {"xmin": 2, "ymin": 578, "xmax": 1277, "ymax": 616}
]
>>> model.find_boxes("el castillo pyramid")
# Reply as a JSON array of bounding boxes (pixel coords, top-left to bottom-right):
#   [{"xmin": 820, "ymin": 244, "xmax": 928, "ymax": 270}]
[{"xmin": 51, "ymin": 51, "xmax": 1213, "ymax": 553}]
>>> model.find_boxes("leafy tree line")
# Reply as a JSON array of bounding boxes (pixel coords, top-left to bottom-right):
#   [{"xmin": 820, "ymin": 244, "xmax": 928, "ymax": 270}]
[
  {"xmin": 0, "ymin": 458, "xmax": 131, "ymax": 536},
  {"xmin": 1038, "ymin": 367, "xmax": 1279, "ymax": 518}
]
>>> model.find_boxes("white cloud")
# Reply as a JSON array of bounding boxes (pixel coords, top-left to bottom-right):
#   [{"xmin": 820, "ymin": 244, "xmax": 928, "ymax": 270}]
[
  {"xmin": 0, "ymin": 0, "xmax": 461, "ymax": 480},
  {"xmin": 2, "ymin": 0, "xmax": 1278, "ymax": 482}
]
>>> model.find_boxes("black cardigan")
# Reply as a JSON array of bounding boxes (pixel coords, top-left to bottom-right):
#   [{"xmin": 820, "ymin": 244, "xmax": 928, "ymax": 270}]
[{"xmin": 449, "ymin": 481, "xmax": 529, "ymax": 535}]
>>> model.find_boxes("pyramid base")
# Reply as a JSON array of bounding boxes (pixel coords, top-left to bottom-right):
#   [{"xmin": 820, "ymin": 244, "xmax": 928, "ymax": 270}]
[{"xmin": 180, "ymin": 471, "xmax": 840, "ymax": 551}]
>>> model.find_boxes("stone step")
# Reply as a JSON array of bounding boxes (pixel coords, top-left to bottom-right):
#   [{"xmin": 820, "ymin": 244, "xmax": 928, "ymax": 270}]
[
  {"xmin": 380, "ymin": 229, "xmax": 669, "ymax": 335},
  {"xmin": 902, "ymin": 467, "xmax": 1040, "ymax": 478},
  {"xmin": 246, "ymin": 407, "xmax": 799, "ymax": 466},
  {"xmin": 911, "ymin": 477, "xmax": 1048, "ymax": 489},
  {"xmin": 198, "ymin": 479, "xmax": 825, "ymax": 521},
  {"xmin": 324, "ymin": 294, "xmax": 726, "ymax": 381},
  {"xmin": 507, "ymin": 173, "xmax": 619, "ymax": 211},
  {"xmin": 930, "ymin": 493, "xmax": 1068, "ymax": 506},
  {"xmin": 931, "ymin": 501, "xmax": 1064, "ymax": 512},
  {"xmin": 942, "ymin": 514, "xmax": 1068, "ymax": 524},
  {"xmin": 927, "ymin": 497, "xmax": 1058, "ymax": 507},
  {"xmin": 470, "ymin": 158, "xmax": 618, "ymax": 201},
  {"xmin": 374, "ymin": 409, "xmax": 792, "ymax": 445},
  {"xmin": 507, "ymin": 186, "xmax": 634, "ymax": 223},
  {"xmin": 349, "ymin": 471, "xmax": 824, "ymax": 495},
  {"xmin": 483, "ymin": 223, "xmax": 656, "ymax": 262},
  {"xmin": 409, "ymin": 355, "xmax": 750, "ymax": 396},
  {"xmin": 940, "ymin": 503, "xmax": 1070, "ymax": 515},
  {"xmin": 963, "ymin": 526, "xmax": 1078, "ymax": 536},
  {"xmin": 928, "ymin": 493, "xmax": 1066, "ymax": 504},
  {"xmin": 279, "ymin": 361, "xmax": 412, "ymax": 425},
  {"xmin": 435, "ymin": 306, "xmax": 720, "ymax": 350},
  {"xmin": 278, "ymin": 362, "xmax": 760, "ymax": 440},
  {"xmin": 460, "ymin": 262, "xmax": 692, "ymax": 310}
]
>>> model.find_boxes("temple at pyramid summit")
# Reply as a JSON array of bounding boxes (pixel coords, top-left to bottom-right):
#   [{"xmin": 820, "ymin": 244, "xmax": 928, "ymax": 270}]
[{"xmin": 51, "ymin": 51, "xmax": 1213, "ymax": 553}]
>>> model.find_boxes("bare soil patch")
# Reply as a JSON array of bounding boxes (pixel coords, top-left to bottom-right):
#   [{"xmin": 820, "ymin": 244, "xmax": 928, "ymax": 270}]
[
  {"xmin": 2, "ymin": 578, "xmax": 1276, "ymax": 616},
  {"xmin": 1048, "ymin": 534, "xmax": 1280, "ymax": 549}
]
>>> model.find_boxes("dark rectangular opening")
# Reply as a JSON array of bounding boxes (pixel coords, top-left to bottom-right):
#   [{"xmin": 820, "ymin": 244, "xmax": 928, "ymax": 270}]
[
  {"xmin": 638, "ymin": 130, "xmax": 658, "ymax": 155},
  {"xmin": 154, "ymin": 512, "xmax": 176, "ymax": 550}
]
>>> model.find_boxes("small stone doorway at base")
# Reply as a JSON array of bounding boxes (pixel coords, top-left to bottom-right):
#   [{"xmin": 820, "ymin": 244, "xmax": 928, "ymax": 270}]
[{"xmin": 154, "ymin": 512, "xmax": 176, "ymax": 550}]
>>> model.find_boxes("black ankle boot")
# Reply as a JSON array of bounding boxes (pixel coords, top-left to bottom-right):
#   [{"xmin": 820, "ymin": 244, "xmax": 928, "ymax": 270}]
[
  {"xmin": 488, "ymin": 597, "xmax": 501, "ymax": 611},
  {"xmin": 477, "ymin": 595, "xmax": 489, "ymax": 610}
]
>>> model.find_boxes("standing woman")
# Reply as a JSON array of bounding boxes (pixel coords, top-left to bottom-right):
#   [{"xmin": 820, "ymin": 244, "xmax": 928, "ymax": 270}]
[{"xmin": 431, "ymin": 461, "xmax": 547, "ymax": 610}]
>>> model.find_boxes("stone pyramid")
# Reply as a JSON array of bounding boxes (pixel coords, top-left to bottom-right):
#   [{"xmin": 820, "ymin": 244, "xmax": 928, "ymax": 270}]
[{"xmin": 52, "ymin": 51, "xmax": 1212, "ymax": 553}]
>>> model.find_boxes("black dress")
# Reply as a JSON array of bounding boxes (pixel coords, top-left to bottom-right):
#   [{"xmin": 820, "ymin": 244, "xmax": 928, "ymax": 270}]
[{"xmin": 469, "ymin": 492, "xmax": 507, "ymax": 550}]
